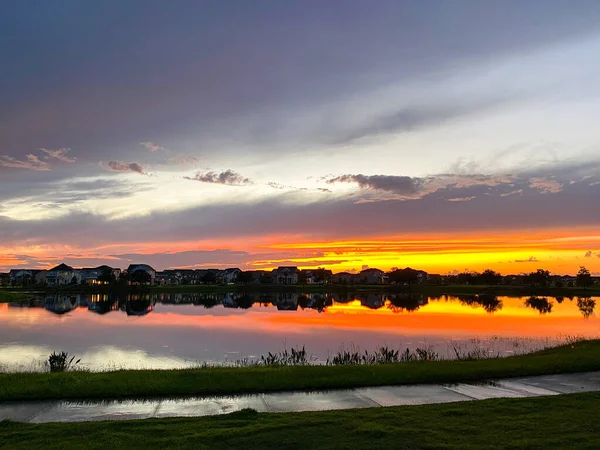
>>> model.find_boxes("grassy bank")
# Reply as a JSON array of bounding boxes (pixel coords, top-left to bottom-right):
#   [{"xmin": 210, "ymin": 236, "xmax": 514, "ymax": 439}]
[
  {"xmin": 1, "ymin": 340, "xmax": 599, "ymax": 402},
  {"xmin": 2, "ymin": 392, "xmax": 600, "ymax": 449},
  {"xmin": 6, "ymin": 283, "xmax": 600, "ymax": 297},
  {"xmin": 0, "ymin": 290, "xmax": 30, "ymax": 303}
]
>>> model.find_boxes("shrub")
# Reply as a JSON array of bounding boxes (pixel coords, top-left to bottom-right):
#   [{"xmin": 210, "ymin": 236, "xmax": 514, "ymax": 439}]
[{"xmin": 47, "ymin": 351, "xmax": 81, "ymax": 372}]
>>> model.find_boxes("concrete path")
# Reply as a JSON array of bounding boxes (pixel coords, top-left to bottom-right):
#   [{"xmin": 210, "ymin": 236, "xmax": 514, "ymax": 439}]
[{"xmin": 2, "ymin": 371, "xmax": 600, "ymax": 423}]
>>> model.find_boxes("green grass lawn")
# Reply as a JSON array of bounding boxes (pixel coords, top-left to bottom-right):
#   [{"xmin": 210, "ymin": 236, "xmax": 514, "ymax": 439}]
[
  {"xmin": 1, "ymin": 340, "xmax": 599, "ymax": 402},
  {"xmin": 2, "ymin": 392, "xmax": 600, "ymax": 449}
]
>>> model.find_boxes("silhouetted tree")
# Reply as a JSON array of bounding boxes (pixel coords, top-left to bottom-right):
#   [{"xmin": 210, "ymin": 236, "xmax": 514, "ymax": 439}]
[
  {"xmin": 202, "ymin": 271, "xmax": 217, "ymax": 284},
  {"xmin": 480, "ymin": 269, "xmax": 502, "ymax": 286},
  {"xmin": 98, "ymin": 268, "xmax": 116, "ymax": 284},
  {"xmin": 576, "ymin": 266, "xmax": 593, "ymax": 289},
  {"xmin": 388, "ymin": 268, "xmax": 421, "ymax": 285},
  {"xmin": 131, "ymin": 270, "xmax": 151, "ymax": 284},
  {"xmin": 527, "ymin": 269, "xmax": 551, "ymax": 287},
  {"xmin": 236, "ymin": 271, "xmax": 253, "ymax": 284}
]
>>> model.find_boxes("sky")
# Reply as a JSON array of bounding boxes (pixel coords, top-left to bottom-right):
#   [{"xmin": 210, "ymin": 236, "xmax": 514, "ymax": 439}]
[{"xmin": 1, "ymin": 0, "xmax": 600, "ymax": 275}]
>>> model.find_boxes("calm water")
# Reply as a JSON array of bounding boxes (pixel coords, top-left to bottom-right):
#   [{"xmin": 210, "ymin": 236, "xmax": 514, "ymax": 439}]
[{"xmin": 1, "ymin": 291, "xmax": 598, "ymax": 371}]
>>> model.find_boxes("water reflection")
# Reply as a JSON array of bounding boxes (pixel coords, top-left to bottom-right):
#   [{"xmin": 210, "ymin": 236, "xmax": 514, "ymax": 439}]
[
  {"xmin": 5, "ymin": 291, "xmax": 598, "ymax": 319},
  {"xmin": 2, "ymin": 291, "xmax": 598, "ymax": 371}
]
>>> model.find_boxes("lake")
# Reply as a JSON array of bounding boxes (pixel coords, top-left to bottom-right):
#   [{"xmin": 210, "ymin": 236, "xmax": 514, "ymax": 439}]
[{"xmin": 1, "ymin": 291, "xmax": 598, "ymax": 371}]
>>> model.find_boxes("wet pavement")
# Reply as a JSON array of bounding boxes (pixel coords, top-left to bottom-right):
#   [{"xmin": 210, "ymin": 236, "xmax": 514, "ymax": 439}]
[{"xmin": 1, "ymin": 371, "xmax": 599, "ymax": 423}]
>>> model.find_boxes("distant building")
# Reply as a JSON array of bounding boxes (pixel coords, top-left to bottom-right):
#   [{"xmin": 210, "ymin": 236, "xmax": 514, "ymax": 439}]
[
  {"xmin": 46, "ymin": 264, "xmax": 79, "ymax": 286},
  {"xmin": 359, "ymin": 268, "xmax": 386, "ymax": 284},
  {"xmin": 79, "ymin": 266, "xmax": 121, "ymax": 285},
  {"xmin": 126, "ymin": 264, "xmax": 156, "ymax": 284},
  {"xmin": 272, "ymin": 266, "xmax": 299, "ymax": 285},
  {"xmin": 9, "ymin": 269, "xmax": 42, "ymax": 285},
  {"xmin": 331, "ymin": 272, "xmax": 358, "ymax": 284}
]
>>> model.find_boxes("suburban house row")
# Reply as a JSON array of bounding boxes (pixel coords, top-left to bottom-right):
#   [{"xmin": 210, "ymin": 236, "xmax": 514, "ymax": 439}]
[{"xmin": 5, "ymin": 264, "xmax": 414, "ymax": 286}]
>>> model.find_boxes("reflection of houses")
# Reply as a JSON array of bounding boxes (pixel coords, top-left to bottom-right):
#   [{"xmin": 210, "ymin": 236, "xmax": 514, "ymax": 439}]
[
  {"xmin": 123, "ymin": 296, "xmax": 155, "ymax": 316},
  {"xmin": 44, "ymin": 295, "xmax": 80, "ymax": 314},
  {"xmin": 46, "ymin": 264, "xmax": 80, "ymax": 286},
  {"xmin": 87, "ymin": 294, "xmax": 119, "ymax": 314},
  {"xmin": 274, "ymin": 292, "xmax": 298, "ymax": 310},
  {"xmin": 356, "ymin": 294, "xmax": 386, "ymax": 309},
  {"xmin": 272, "ymin": 267, "xmax": 299, "ymax": 285},
  {"xmin": 359, "ymin": 268, "xmax": 386, "ymax": 284}
]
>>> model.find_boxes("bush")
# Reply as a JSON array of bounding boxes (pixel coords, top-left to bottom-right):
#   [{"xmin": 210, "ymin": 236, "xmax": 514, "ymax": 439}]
[{"xmin": 47, "ymin": 351, "xmax": 81, "ymax": 372}]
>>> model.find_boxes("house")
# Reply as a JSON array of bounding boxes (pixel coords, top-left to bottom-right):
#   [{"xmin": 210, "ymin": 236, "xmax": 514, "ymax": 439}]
[
  {"xmin": 0, "ymin": 273, "xmax": 8, "ymax": 286},
  {"xmin": 46, "ymin": 264, "xmax": 79, "ymax": 286},
  {"xmin": 300, "ymin": 269, "xmax": 333, "ymax": 284},
  {"xmin": 359, "ymin": 268, "xmax": 386, "ymax": 284},
  {"xmin": 272, "ymin": 266, "xmax": 299, "ymax": 285},
  {"xmin": 79, "ymin": 266, "xmax": 121, "ymax": 285},
  {"xmin": 244, "ymin": 270, "xmax": 271, "ymax": 284},
  {"xmin": 8, "ymin": 269, "xmax": 42, "ymax": 285},
  {"xmin": 219, "ymin": 268, "xmax": 241, "ymax": 284},
  {"xmin": 126, "ymin": 264, "xmax": 156, "ymax": 284},
  {"xmin": 154, "ymin": 271, "xmax": 180, "ymax": 285},
  {"xmin": 35, "ymin": 270, "xmax": 48, "ymax": 285},
  {"xmin": 331, "ymin": 272, "xmax": 358, "ymax": 284}
]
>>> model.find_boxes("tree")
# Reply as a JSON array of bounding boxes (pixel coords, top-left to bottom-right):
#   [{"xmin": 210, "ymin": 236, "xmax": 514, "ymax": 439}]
[
  {"xmin": 98, "ymin": 268, "xmax": 116, "ymax": 284},
  {"xmin": 202, "ymin": 271, "xmax": 217, "ymax": 284},
  {"xmin": 527, "ymin": 269, "xmax": 551, "ymax": 287},
  {"xmin": 576, "ymin": 266, "xmax": 593, "ymax": 289},
  {"xmin": 388, "ymin": 268, "xmax": 421, "ymax": 285},
  {"xmin": 480, "ymin": 269, "xmax": 502, "ymax": 286},
  {"xmin": 131, "ymin": 270, "xmax": 151, "ymax": 284},
  {"xmin": 236, "ymin": 271, "xmax": 254, "ymax": 284}
]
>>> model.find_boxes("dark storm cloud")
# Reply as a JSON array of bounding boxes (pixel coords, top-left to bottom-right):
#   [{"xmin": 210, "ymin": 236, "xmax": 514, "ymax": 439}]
[
  {"xmin": 107, "ymin": 161, "xmax": 146, "ymax": 175},
  {"xmin": 327, "ymin": 174, "xmax": 422, "ymax": 196},
  {"xmin": 2, "ymin": 1, "xmax": 600, "ymax": 161},
  {"xmin": 184, "ymin": 170, "xmax": 252, "ymax": 185}
]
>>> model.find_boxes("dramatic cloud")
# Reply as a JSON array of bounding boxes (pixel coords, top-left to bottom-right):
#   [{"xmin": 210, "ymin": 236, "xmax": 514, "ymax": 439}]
[
  {"xmin": 0, "ymin": 154, "xmax": 50, "ymax": 171},
  {"xmin": 39, "ymin": 148, "xmax": 76, "ymax": 163},
  {"xmin": 184, "ymin": 170, "xmax": 252, "ymax": 186},
  {"xmin": 140, "ymin": 142, "xmax": 165, "ymax": 152},
  {"xmin": 447, "ymin": 196, "xmax": 476, "ymax": 202},
  {"xmin": 107, "ymin": 161, "xmax": 147, "ymax": 175},
  {"xmin": 327, "ymin": 174, "xmax": 422, "ymax": 197}
]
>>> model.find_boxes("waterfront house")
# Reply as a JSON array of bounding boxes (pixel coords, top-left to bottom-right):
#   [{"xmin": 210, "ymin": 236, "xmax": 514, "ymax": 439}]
[
  {"xmin": 126, "ymin": 264, "xmax": 156, "ymax": 284},
  {"xmin": 331, "ymin": 272, "xmax": 358, "ymax": 284},
  {"xmin": 272, "ymin": 266, "xmax": 299, "ymax": 284},
  {"xmin": 359, "ymin": 268, "xmax": 386, "ymax": 284},
  {"xmin": 46, "ymin": 264, "xmax": 79, "ymax": 286}
]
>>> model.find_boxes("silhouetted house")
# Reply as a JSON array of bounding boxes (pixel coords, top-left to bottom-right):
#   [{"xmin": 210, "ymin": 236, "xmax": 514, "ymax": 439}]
[
  {"xmin": 79, "ymin": 266, "xmax": 120, "ymax": 285},
  {"xmin": 245, "ymin": 270, "xmax": 271, "ymax": 284},
  {"xmin": 46, "ymin": 264, "xmax": 79, "ymax": 286},
  {"xmin": 35, "ymin": 270, "xmax": 48, "ymax": 285},
  {"xmin": 359, "ymin": 268, "xmax": 386, "ymax": 284},
  {"xmin": 300, "ymin": 269, "xmax": 333, "ymax": 284},
  {"xmin": 219, "ymin": 268, "xmax": 241, "ymax": 284},
  {"xmin": 272, "ymin": 266, "xmax": 299, "ymax": 284},
  {"xmin": 126, "ymin": 264, "xmax": 156, "ymax": 284},
  {"xmin": 0, "ymin": 273, "xmax": 8, "ymax": 286},
  {"xmin": 9, "ymin": 269, "xmax": 42, "ymax": 285},
  {"xmin": 155, "ymin": 271, "xmax": 180, "ymax": 285},
  {"xmin": 331, "ymin": 272, "xmax": 358, "ymax": 284}
]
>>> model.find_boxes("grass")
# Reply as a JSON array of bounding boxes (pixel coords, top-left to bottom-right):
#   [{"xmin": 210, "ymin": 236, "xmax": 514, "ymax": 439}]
[
  {"xmin": 1, "ymin": 340, "xmax": 599, "ymax": 402},
  {"xmin": 0, "ymin": 289, "xmax": 30, "ymax": 302},
  {"xmin": 2, "ymin": 392, "xmax": 600, "ymax": 449}
]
